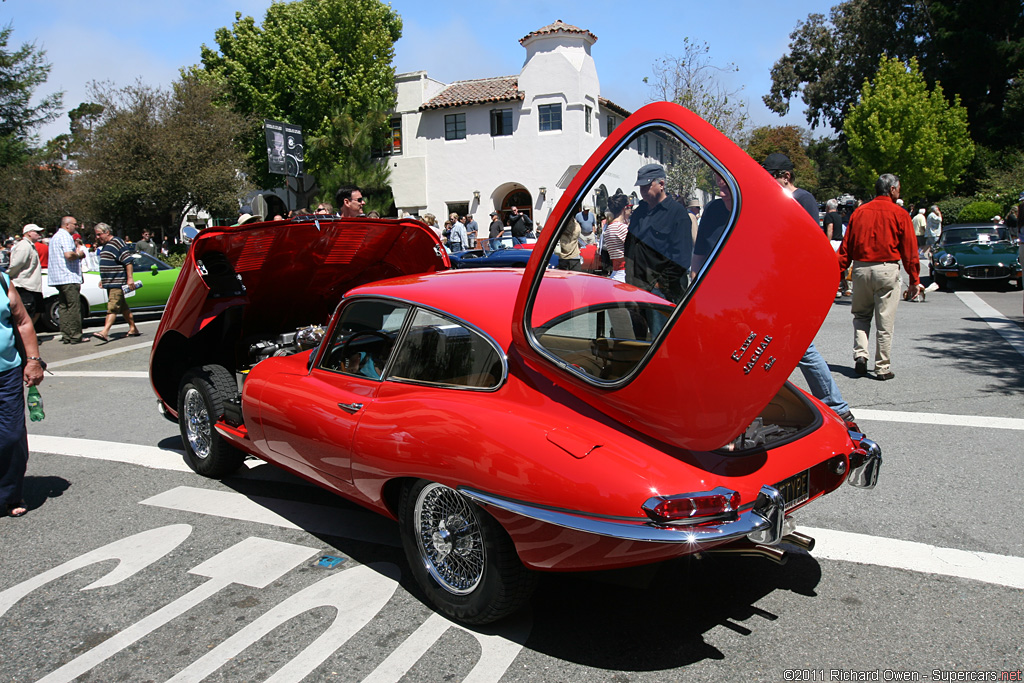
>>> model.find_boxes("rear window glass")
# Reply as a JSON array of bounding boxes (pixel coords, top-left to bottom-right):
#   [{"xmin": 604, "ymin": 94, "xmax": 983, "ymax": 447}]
[
  {"xmin": 526, "ymin": 123, "xmax": 738, "ymax": 384},
  {"xmin": 388, "ymin": 309, "xmax": 502, "ymax": 389}
]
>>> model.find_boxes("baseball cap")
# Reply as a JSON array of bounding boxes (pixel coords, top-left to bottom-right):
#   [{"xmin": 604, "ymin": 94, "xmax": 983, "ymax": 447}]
[
  {"xmin": 22, "ymin": 223, "xmax": 42, "ymax": 235},
  {"xmin": 635, "ymin": 163, "xmax": 666, "ymax": 186},
  {"xmin": 490, "ymin": 210, "xmax": 499, "ymax": 217},
  {"xmin": 761, "ymin": 153, "xmax": 794, "ymax": 172}
]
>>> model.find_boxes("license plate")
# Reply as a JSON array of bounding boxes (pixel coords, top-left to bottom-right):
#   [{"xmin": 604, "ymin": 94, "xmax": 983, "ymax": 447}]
[{"xmin": 774, "ymin": 469, "xmax": 809, "ymax": 510}]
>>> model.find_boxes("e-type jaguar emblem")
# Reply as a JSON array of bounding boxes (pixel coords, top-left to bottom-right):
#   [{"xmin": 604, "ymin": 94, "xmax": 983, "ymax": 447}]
[{"xmin": 731, "ymin": 332, "xmax": 776, "ymax": 374}]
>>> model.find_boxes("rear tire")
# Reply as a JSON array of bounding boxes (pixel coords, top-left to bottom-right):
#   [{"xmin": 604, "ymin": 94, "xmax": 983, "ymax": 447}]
[
  {"xmin": 399, "ymin": 480, "xmax": 536, "ymax": 625},
  {"xmin": 40, "ymin": 295, "xmax": 90, "ymax": 332},
  {"xmin": 177, "ymin": 365, "xmax": 245, "ymax": 478}
]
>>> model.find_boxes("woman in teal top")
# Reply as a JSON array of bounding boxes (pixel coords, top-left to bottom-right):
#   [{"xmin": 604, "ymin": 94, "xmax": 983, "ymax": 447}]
[{"xmin": 1, "ymin": 272, "xmax": 45, "ymax": 517}]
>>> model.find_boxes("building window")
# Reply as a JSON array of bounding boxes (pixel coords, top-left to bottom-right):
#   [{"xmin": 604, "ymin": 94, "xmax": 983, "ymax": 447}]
[
  {"xmin": 656, "ymin": 140, "xmax": 663, "ymax": 163},
  {"xmin": 389, "ymin": 116, "xmax": 402, "ymax": 155},
  {"xmin": 538, "ymin": 103, "xmax": 562, "ymax": 131},
  {"xmin": 607, "ymin": 115, "xmax": 616, "ymax": 135},
  {"xmin": 585, "ymin": 105, "xmax": 592, "ymax": 133},
  {"xmin": 490, "ymin": 108, "xmax": 513, "ymax": 137},
  {"xmin": 445, "ymin": 113, "xmax": 466, "ymax": 141}
]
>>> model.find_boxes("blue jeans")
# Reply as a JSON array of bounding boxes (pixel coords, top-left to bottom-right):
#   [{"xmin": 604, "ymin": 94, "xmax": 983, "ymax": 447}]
[
  {"xmin": 489, "ymin": 238, "xmax": 501, "ymax": 252},
  {"xmin": 512, "ymin": 236, "xmax": 527, "ymax": 245},
  {"xmin": 798, "ymin": 342, "xmax": 850, "ymax": 416},
  {"xmin": 0, "ymin": 366, "xmax": 28, "ymax": 507}
]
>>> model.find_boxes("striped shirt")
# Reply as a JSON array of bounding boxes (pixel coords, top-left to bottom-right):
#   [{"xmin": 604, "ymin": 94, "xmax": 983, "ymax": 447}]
[
  {"xmin": 46, "ymin": 229, "xmax": 83, "ymax": 285},
  {"xmin": 99, "ymin": 237, "xmax": 133, "ymax": 288}
]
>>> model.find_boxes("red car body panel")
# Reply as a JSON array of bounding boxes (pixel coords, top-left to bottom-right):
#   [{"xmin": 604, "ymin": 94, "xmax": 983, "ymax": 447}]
[{"xmin": 514, "ymin": 102, "xmax": 838, "ymax": 451}]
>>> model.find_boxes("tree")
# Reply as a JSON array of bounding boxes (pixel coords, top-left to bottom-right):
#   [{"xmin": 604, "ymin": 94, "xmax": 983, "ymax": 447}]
[
  {"xmin": 75, "ymin": 76, "xmax": 252, "ymax": 233},
  {"xmin": 765, "ymin": 0, "xmax": 1024, "ymax": 149},
  {"xmin": 646, "ymin": 39, "xmax": 748, "ymax": 143},
  {"xmin": 0, "ymin": 23, "xmax": 63, "ymax": 166},
  {"xmin": 843, "ymin": 56, "xmax": 973, "ymax": 200},
  {"xmin": 745, "ymin": 125, "xmax": 818, "ymax": 193},
  {"xmin": 309, "ymin": 99, "xmax": 393, "ymax": 215},
  {"xmin": 194, "ymin": 0, "xmax": 402, "ymax": 191},
  {"xmin": 645, "ymin": 39, "xmax": 749, "ymax": 197}
]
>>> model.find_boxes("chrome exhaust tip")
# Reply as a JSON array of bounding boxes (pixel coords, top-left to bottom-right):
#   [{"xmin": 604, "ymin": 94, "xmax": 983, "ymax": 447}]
[
  {"xmin": 705, "ymin": 541, "xmax": 788, "ymax": 565},
  {"xmin": 782, "ymin": 531, "xmax": 815, "ymax": 551}
]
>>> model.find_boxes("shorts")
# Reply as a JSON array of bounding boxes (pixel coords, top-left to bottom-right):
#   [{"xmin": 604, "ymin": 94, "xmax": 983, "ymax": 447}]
[
  {"xmin": 14, "ymin": 287, "xmax": 41, "ymax": 315},
  {"xmin": 106, "ymin": 287, "xmax": 130, "ymax": 316}
]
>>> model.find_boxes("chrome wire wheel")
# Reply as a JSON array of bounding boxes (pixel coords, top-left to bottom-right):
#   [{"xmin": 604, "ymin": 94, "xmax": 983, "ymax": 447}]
[
  {"xmin": 182, "ymin": 386, "xmax": 211, "ymax": 459},
  {"xmin": 414, "ymin": 483, "xmax": 484, "ymax": 595}
]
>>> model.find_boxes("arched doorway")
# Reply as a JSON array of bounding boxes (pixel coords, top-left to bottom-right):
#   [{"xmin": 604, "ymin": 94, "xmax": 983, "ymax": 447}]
[{"xmin": 501, "ymin": 189, "xmax": 533, "ymax": 223}]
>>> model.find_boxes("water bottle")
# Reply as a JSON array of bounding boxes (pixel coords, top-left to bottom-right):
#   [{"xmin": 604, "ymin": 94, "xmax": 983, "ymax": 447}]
[
  {"xmin": 27, "ymin": 386, "xmax": 45, "ymax": 422},
  {"xmin": 122, "ymin": 280, "xmax": 143, "ymax": 294}
]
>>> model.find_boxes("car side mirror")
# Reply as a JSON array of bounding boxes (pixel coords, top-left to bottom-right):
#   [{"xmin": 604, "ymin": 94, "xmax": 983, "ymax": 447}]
[
  {"xmin": 182, "ymin": 225, "xmax": 199, "ymax": 244},
  {"xmin": 151, "ymin": 264, "xmax": 159, "ymax": 275}
]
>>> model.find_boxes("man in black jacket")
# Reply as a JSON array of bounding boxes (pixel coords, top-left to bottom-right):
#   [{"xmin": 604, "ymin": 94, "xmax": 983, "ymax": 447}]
[{"xmin": 508, "ymin": 206, "xmax": 532, "ymax": 245}]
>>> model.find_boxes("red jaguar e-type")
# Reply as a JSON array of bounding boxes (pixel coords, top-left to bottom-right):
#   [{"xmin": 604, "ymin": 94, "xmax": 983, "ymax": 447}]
[{"xmin": 150, "ymin": 102, "xmax": 880, "ymax": 625}]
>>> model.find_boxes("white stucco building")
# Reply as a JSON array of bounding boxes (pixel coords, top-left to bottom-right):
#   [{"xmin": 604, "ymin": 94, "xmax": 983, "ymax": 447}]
[{"xmin": 387, "ymin": 20, "xmax": 639, "ymax": 231}]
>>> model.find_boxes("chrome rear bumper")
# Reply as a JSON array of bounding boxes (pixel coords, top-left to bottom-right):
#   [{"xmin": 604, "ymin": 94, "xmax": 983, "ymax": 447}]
[
  {"xmin": 461, "ymin": 483, "xmax": 789, "ymax": 548},
  {"xmin": 847, "ymin": 432, "xmax": 882, "ymax": 489}
]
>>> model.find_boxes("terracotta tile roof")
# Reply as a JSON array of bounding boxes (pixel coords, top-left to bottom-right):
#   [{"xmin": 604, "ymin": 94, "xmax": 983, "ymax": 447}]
[
  {"xmin": 419, "ymin": 76, "xmax": 523, "ymax": 111},
  {"xmin": 599, "ymin": 97, "xmax": 632, "ymax": 119},
  {"xmin": 520, "ymin": 20, "xmax": 597, "ymax": 45}
]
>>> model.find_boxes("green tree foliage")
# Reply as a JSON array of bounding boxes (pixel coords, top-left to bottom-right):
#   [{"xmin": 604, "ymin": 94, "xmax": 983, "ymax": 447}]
[
  {"xmin": 843, "ymin": 56, "xmax": 973, "ymax": 200},
  {"xmin": 195, "ymin": 0, "xmax": 402, "ymax": 191},
  {"xmin": 745, "ymin": 125, "xmax": 818, "ymax": 193},
  {"xmin": 309, "ymin": 99, "xmax": 393, "ymax": 215},
  {"xmin": 75, "ymin": 76, "xmax": 252, "ymax": 233},
  {"xmin": 0, "ymin": 23, "xmax": 63, "ymax": 166},
  {"xmin": 806, "ymin": 135, "xmax": 857, "ymax": 200},
  {"xmin": 956, "ymin": 200, "xmax": 1002, "ymax": 223},
  {"xmin": 765, "ymin": 0, "xmax": 1024, "ymax": 150}
]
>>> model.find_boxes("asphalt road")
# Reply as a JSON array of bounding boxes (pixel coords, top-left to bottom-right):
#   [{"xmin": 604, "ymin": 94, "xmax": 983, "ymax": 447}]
[{"xmin": 2, "ymin": 282, "xmax": 1022, "ymax": 683}]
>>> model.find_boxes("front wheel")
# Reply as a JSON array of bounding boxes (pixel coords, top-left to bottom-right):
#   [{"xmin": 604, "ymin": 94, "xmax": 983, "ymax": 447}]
[
  {"xmin": 399, "ymin": 480, "xmax": 536, "ymax": 624},
  {"xmin": 177, "ymin": 365, "xmax": 245, "ymax": 478}
]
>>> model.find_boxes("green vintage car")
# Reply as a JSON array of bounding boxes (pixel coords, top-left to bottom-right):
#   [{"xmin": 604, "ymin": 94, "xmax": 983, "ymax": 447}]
[
  {"xmin": 929, "ymin": 224, "xmax": 1023, "ymax": 291},
  {"xmin": 40, "ymin": 250, "xmax": 183, "ymax": 331}
]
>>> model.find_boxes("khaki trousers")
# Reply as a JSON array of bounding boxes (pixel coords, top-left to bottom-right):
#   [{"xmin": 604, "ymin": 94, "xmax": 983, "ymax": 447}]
[{"xmin": 851, "ymin": 261, "xmax": 900, "ymax": 374}]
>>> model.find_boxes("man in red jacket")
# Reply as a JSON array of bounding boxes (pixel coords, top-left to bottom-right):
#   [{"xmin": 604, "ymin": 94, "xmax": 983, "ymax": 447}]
[{"xmin": 838, "ymin": 174, "xmax": 922, "ymax": 381}]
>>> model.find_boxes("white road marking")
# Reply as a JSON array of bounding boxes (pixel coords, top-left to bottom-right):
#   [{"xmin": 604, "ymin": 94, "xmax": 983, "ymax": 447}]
[
  {"xmin": 166, "ymin": 563, "xmax": 400, "ymax": 683},
  {"xmin": 48, "ymin": 370, "xmax": 150, "ymax": 378},
  {"xmin": 45, "ymin": 340, "xmax": 152, "ymax": 368},
  {"xmin": 364, "ymin": 612, "xmax": 531, "ymax": 683},
  {"xmin": 30, "ymin": 434, "xmax": 191, "ymax": 471},
  {"xmin": 37, "ymin": 537, "xmax": 319, "ymax": 683},
  {"xmin": 956, "ymin": 291, "xmax": 1024, "ymax": 358},
  {"xmin": 798, "ymin": 526, "xmax": 1024, "ymax": 590},
  {"xmin": 30, "ymin": 436, "xmax": 1024, "ymax": 589},
  {"xmin": 854, "ymin": 409, "xmax": 1024, "ymax": 430},
  {"xmin": 0, "ymin": 525, "xmax": 192, "ymax": 620},
  {"xmin": 142, "ymin": 486, "xmax": 402, "ymax": 547}
]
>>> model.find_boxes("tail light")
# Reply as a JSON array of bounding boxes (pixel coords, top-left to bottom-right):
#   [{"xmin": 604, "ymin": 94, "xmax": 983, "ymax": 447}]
[{"xmin": 642, "ymin": 487, "xmax": 741, "ymax": 525}]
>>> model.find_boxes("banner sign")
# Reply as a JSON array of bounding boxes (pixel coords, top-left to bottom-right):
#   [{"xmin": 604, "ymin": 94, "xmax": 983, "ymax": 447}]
[{"xmin": 264, "ymin": 119, "xmax": 304, "ymax": 177}]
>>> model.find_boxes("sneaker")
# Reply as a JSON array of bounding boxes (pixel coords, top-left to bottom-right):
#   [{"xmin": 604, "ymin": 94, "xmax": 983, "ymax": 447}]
[
  {"xmin": 855, "ymin": 358, "xmax": 868, "ymax": 376},
  {"xmin": 875, "ymin": 371, "xmax": 895, "ymax": 381}
]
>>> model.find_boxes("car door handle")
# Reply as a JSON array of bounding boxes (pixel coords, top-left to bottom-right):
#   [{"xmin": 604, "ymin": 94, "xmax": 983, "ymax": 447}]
[{"xmin": 337, "ymin": 402, "xmax": 363, "ymax": 414}]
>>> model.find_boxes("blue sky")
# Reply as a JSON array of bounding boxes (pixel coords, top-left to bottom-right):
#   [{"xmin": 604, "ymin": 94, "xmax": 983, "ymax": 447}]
[{"xmin": 3, "ymin": 0, "xmax": 838, "ymax": 143}]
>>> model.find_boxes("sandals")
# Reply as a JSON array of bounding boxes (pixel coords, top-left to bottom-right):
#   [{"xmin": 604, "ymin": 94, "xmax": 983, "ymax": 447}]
[
  {"xmin": 5, "ymin": 501, "xmax": 27, "ymax": 517},
  {"xmin": 93, "ymin": 333, "xmax": 110, "ymax": 344},
  {"xmin": 127, "ymin": 331, "xmax": 143, "ymax": 337}
]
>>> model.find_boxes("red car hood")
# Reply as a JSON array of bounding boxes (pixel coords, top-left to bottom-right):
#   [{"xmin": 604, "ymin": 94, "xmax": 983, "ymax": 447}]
[{"xmin": 151, "ymin": 217, "xmax": 448, "ymax": 409}]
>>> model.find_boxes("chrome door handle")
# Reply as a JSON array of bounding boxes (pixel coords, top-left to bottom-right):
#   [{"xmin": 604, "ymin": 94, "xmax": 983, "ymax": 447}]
[{"xmin": 337, "ymin": 402, "xmax": 363, "ymax": 414}]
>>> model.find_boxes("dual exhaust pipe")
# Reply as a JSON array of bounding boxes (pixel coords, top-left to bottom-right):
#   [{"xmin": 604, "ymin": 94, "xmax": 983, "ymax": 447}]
[{"xmin": 703, "ymin": 530, "xmax": 816, "ymax": 565}]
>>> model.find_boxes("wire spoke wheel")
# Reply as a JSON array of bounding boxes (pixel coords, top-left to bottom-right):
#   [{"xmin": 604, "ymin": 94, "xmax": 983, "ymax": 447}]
[
  {"xmin": 182, "ymin": 387, "xmax": 211, "ymax": 459},
  {"xmin": 414, "ymin": 483, "xmax": 484, "ymax": 594}
]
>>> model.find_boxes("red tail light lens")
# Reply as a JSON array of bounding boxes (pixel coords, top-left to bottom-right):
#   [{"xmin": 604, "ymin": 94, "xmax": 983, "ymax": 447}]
[{"xmin": 642, "ymin": 487, "xmax": 741, "ymax": 524}]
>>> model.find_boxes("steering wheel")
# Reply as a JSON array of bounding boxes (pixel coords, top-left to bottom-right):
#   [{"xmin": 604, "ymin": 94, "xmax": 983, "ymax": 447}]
[{"xmin": 336, "ymin": 330, "xmax": 392, "ymax": 373}]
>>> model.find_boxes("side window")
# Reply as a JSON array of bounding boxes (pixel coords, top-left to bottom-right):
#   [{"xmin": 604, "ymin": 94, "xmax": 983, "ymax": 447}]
[
  {"xmin": 320, "ymin": 300, "xmax": 410, "ymax": 380},
  {"xmin": 389, "ymin": 309, "xmax": 502, "ymax": 389},
  {"xmin": 527, "ymin": 123, "xmax": 738, "ymax": 384}
]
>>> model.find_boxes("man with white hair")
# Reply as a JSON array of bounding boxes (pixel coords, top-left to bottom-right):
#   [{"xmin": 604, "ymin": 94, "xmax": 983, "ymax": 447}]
[
  {"xmin": 8, "ymin": 225, "xmax": 44, "ymax": 324},
  {"xmin": 912, "ymin": 207, "xmax": 927, "ymax": 255},
  {"xmin": 823, "ymin": 198, "xmax": 844, "ymax": 241}
]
